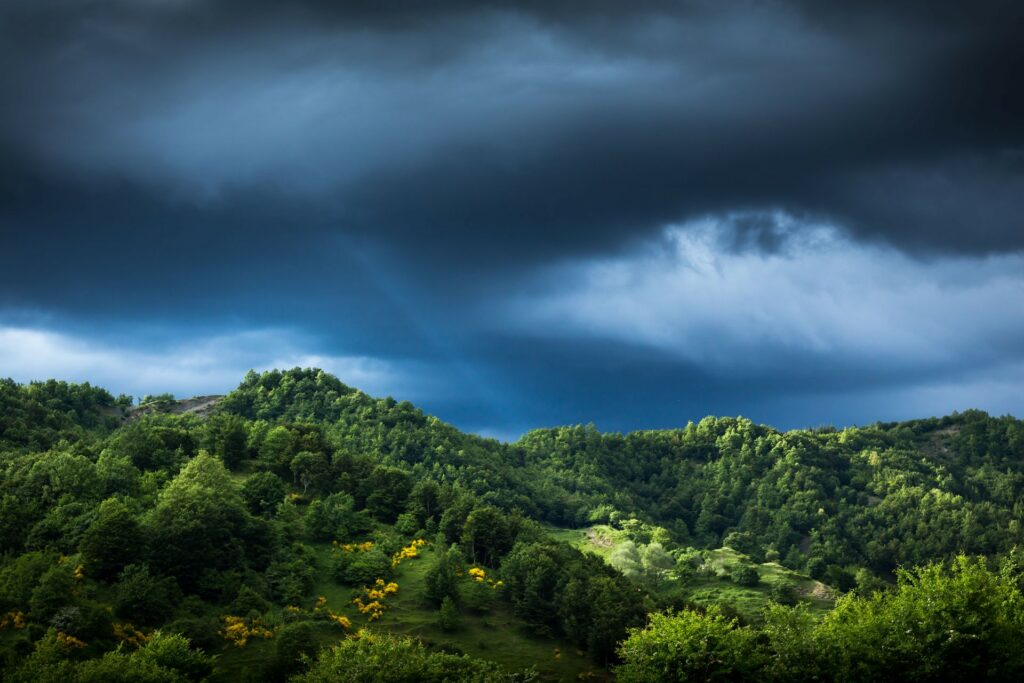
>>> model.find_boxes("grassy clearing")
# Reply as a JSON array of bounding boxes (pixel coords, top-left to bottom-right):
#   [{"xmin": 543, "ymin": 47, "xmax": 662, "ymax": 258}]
[
  {"xmin": 547, "ymin": 526, "xmax": 836, "ymax": 624},
  {"xmin": 546, "ymin": 524, "xmax": 624, "ymax": 562}
]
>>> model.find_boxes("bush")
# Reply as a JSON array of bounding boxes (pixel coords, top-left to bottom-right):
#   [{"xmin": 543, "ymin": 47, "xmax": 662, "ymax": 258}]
[
  {"xmin": 769, "ymin": 580, "xmax": 798, "ymax": 605},
  {"xmin": 0, "ymin": 551, "xmax": 53, "ymax": 612},
  {"xmin": 305, "ymin": 493, "xmax": 372, "ymax": 542},
  {"xmin": 29, "ymin": 563, "xmax": 76, "ymax": 622},
  {"xmin": 231, "ymin": 584, "xmax": 271, "ymax": 616},
  {"xmin": 731, "ymin": 565, "xmax": 760, "ymax": 587},
  {"xmin": 134, "ymin": 631, "xmax": 214, "ymax": 682},
  {"xmin": 266, "ymin": 545, "xmax": 318, "ymax": 603},
  {"xmin": 438, "ymin": 596, "xmax": 460, "ymax": 632},
  {"xmin": 165, "ymin": 616, "xmax": 221, "ymax": 653},
  {"xmin": 723, "ymin": 531, "xmax": 760, "ymax": 558},
  {"xmin": 815, "ymin": 555, "xmax": 1024, "ymax": 681},
  {"xmin": 272, "ymin": 621, "xmax": 318, "ymax": 679},
  {"xmin": 462, "ymin": 578, "xmax": 495, "ymax": 614},
  {"xmin": 425, "ymin": 547, "xmax": 462, "ymax": 607},
  {"xmin": 291, "ymin": 632, "xmax": 512, "ymax": 682},
  {"xmin": 332, "ymin": 548, "xmax": 391, "ymax": 586},
  {"xmin": 617, "ymin": 555, "xmax": 1024, "ymax": 682},
  {"xmin": 394, "ymin": 512, "xmax": 420, "ymax": 536},
  {"xmin": 616, "ymin": 608, "xmax": 761, "ymax": 682}
]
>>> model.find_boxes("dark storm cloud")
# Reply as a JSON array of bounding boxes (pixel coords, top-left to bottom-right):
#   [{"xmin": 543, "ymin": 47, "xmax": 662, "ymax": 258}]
[
  {"xmin": 1, "ymin": 0, "xmax": 1023, "ymax": 433},
  {"xmin": 2, "ymin": 0, "xmax": 1022, "ymax": 267}
]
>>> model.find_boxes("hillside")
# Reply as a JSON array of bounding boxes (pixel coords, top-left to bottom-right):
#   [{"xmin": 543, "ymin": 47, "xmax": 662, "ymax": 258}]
[
  {"xmin": 1, "ymin": 368, "xmax": 1023, "ymax": 681},
  {"xmin": 548, "ymin": 526, "xmax": 835, "ymax": 623}
]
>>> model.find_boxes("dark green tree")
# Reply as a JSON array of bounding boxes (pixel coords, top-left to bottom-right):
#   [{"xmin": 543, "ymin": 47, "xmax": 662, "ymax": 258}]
[
  {"xmin": 79, "ymin": 498, "xmax": 143, "ymax": 581},
  {"xmin": 241, "ymin": 472, "xmax": 288, "ymax": 518},
  {"xmin": 437, "ymin": 595, "xmax": 460, "ymax": 632},
  {"xmin": 425, "ymin": 546, "xmax": 462, "ymax": 607}
]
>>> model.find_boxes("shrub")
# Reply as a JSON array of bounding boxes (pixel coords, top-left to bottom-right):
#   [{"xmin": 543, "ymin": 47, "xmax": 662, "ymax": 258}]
[
  {"xmin": 438, "ymin": 596, "xmax": 460, "ymax": 632},
  {"xmin": 292, "ymin": 632, "xmax": 513, "ymax": 682},
  {"xmin": 769, "ymin": 580, "xmax": 798, "ymax": 605},
  {"xmin": 272, "ymin": 621, "xmax": 318, "ymax": 678},
  {"xmin": 332, "ymin": 547, "xmax": 391, "ymax": 586},
  {"xmin": 732, "ymin": 565, "xmax": 760, "ymax": 587},
  {"xmin": 616, "ymin": 607, "xmax": 761, "ymax": 682}
]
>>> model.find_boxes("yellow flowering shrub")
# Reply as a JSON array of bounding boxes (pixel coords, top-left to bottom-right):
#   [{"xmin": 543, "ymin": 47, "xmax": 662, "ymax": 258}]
[
  {"xmin": 56, "ymin": 631, "xmax": 87, "ymax": 650},
  {"xmin": 466, "ymin": 567, "xmax": 503, "ymax": 589},
  {"xmin": 221, "ymin": 615, "xmax": 274, "ymax": 648},
  {"xmin": 352, "ymin": 579, "xmax": 399, "ymax": 621},
  {"xmin": 112, "ymin": 622, "xmax": 148, "ymax": 648},
  {"xmin": 0, "ymin": 611, "xmax": 26, "ymax": 630},
  {"xmin": 309, "ymin": 595, "xmax": 352, "ymax": 630},
  {"xmin": 73, "ymin": 564, "xmax": 85, "ymax": 581},
  {"xmin": 352, "ymin": 598, "xmax": 385, "ymax": 621},
  {"xmin": 327, "ymin": 611, "xmax": 352, "ymax": 630},
  {"xmin": 391, "ymin": 539, "xmax": 426, "ymax": 568},
  {"xmin": 333, "ymin": 540, "xmax": 375, "ymax": 553}
]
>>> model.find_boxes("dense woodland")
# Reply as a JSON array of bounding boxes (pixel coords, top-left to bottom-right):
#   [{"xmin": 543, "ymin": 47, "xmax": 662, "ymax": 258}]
[{"xmin": 1, "ymin": 369, "xmax": 1023, "ymax": 681}]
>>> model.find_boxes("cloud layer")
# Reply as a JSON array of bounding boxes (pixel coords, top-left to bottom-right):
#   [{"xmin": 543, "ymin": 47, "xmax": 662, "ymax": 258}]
[
  {"xmin": 0, "ymin": 326, "xmax": 397, "ymax": 400},
  {"xmin": 515, "ymin": 215, "xmax": 1024, "ymax": 373},
  {"xmin": 1, "ymin": 1, "xmax": 1021, "ymax": 435}
]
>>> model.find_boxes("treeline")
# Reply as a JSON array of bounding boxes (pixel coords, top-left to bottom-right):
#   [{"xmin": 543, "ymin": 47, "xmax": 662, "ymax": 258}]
[{"xmin": 0, "ymin": 378, "xmax": 129, "ymax": 451}]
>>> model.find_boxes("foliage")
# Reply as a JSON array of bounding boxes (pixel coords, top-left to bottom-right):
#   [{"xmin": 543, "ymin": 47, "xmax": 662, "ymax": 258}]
[
  {"xmin": 144, "ymin": 452, "xmax": 268, "ymax": 593},
  {"xmin": 616, "ymin": 607, "xmax": 761, "ymax": 682},
  {"xmin": 7, "ymin": 630, "xmax": 210, "ymax": 683},
  {"xmin": 501, "ymin": 540, "xmax": 650, "ymax": 662},
  {"xmin": 291, "ymin": 631, "xmax": 519, "ymax": 683},
  {"xmin": 114, "ymin": 564, "xmax": 179, "ymax": 626},
  {"xmin": 425, "ymin": 545, "xmax": 462, "ymax": 607},
  {"xmin": 617, "ymin": 555, "xmax": 1024, "ymax": 682},
  {"xmin": 731, "ymin": 564, "xmax": 760, "ymax": 587},
  {"xmin": 814, "ymin": 555, "xmax": 1024, "ymax": 681},
  {"xmin": 438, "ymin": 595, "xmax": 460, "ymax": 631},
  {"xmin": 272, "ymin": 621, "xmax": 317, "ymax": 678},
  {"xmin": 266, "ymin": 543, "xmax": 318, "ymax": 604},
  {"xmin": 304, "ymin": 492, "xmax": 370, "ymax": 541},
  {"xmin": 79, "ymin": 498, "xmax": 143, "ymax": 581},
  {"xmin": 241, "ymin": 472, "xmax": 288, "ymax": 518},
  {"xmin": 3, "ymin": 369, "xmax": 1024, "ymax": 680},
  {"xmin": 331, "ymin": 546, "xmax": 391, "ymax": 586}
]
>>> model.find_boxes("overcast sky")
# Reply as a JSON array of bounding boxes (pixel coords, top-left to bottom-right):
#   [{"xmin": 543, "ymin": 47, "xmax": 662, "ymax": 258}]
[{"xmin": 2, "ymin": 0, "xmax": 1022, "ymax": 439}]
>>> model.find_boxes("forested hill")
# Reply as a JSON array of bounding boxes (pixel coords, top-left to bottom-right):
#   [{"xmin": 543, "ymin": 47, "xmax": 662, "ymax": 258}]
[
  {"xmin": 220, "ymin": 369, "xmax": 1021, "ymax": 582},
  {"xmin": 2, "ymin": 368, "xmax": 1023, "ymax": 681},
  {"xmin": 4, "ymin": 369, "xmax": 1024, "ymax": 585}
]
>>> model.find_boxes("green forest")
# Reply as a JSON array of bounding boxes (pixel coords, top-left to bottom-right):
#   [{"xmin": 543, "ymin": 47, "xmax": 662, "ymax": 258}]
[{"xmin": 1, "ymin": 368, "xmax": 1022, "ymax": 681}]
